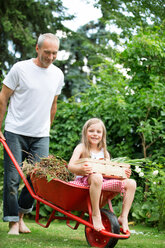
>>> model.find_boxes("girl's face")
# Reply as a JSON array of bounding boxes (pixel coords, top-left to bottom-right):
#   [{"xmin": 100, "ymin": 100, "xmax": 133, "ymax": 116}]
[{"xmin": 86, "ymin": 123, "xmax": 103, "ymax": 146}]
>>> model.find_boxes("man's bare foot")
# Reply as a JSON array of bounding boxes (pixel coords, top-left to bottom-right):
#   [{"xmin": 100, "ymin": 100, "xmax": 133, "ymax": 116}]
[
  {"xmin": 92, "ymin": 215, "xmax": 105, "ymax": 232},
  {"xmin": 118, "ymin": 215, "xmax": 129, "ymax": 233},
  {"xmin": 19, "ymin": 218, "xmax": 31, "ymax": 233},
  {"xmin": 8, "ymin": 222, "xmax": 19, "ymax": 235},
  {"xmin": 19, "ymin": 213, "xmax": 31, "ymax": 233}
]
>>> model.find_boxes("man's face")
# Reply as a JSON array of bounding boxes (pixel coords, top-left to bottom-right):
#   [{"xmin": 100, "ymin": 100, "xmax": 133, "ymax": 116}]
[{"xmin": 36, "ymin": 39, "xmax": 59, "ymax": 68}]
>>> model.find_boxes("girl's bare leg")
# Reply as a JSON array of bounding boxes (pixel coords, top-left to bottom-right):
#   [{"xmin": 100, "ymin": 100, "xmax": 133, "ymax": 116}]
[
  {"xmin": 19, "ymin": 213, "xmax": 31, "ymax": 233},
  {"xmin": 118, "ymin": 179, "xmax": 136, "ymax": 233},
  {"xmin": 88, "ymin": 173, "xmax": 104, "ymax": 231}
]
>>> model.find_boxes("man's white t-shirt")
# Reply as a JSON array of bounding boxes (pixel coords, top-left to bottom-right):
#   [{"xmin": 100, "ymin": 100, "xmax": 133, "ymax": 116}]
[{"xmin": 3, "ymin": 59, "xmax": 64, "ymax": 137}]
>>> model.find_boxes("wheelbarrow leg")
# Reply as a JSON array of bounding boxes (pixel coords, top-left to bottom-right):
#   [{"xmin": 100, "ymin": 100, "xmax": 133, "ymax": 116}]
[
  {"xmin": 35, "ymin": 200, "xmax": 56, "ymax": 228},
  {"xmin": 66, "ymin": 211, "xmax": 85, "ymax": 230}
]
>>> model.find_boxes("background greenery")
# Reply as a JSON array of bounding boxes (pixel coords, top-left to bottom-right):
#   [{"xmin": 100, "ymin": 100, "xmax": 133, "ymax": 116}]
[{"xmin": 0, "ymin": 0, "xmax": 164, "ymax": 231}]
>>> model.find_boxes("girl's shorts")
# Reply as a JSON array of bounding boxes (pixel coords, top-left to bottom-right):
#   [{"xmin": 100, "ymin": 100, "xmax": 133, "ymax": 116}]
[{"xmin": 69, "ymin": 175, "xmax": 125, "ymax": 195}]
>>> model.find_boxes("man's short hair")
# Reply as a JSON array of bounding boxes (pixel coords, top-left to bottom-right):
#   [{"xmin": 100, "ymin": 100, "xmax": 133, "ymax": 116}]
[{"xmin": 37, "ymin": 33, "xmax": 60, "ymax": 48}]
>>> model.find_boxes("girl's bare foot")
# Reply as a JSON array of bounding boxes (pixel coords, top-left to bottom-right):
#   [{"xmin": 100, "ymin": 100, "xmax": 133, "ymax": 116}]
[
  {"xmin": 8, "ymin": 222, "xmax": 19, "ymax": 235},
  {"xmin": 118, "ymin": 215, "xmax": 129, "ymax": 233},
  {"xmin": 92, "ymin": 215, "xmax": 105, "ymax": 232},
  {"xmin": 19, "ymin": 218, "xmax": 31, "ymax": 233}
]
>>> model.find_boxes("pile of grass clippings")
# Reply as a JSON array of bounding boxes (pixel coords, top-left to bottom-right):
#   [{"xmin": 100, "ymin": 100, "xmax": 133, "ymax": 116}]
[{"xmin": 22, "ymin": 155, "xmax": 74, "ymax": 182}]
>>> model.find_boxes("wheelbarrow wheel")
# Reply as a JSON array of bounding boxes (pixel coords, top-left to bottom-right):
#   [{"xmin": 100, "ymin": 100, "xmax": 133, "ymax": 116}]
[{"xmin": 85, "ymin": 209, "xmax": 120, "ymax": 248}]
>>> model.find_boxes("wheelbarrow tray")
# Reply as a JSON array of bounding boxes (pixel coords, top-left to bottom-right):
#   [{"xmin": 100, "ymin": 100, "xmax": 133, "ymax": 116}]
[{"xmin": 31, "ymin": 174, "xmax": 116, "ymax": 212}]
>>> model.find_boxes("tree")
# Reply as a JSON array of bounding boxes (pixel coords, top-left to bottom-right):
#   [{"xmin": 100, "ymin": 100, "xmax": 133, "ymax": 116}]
[
  {"xmin": 119, "ymin": 25, "xmax": 165, "ymax": 160},
  {"xmin": 49, "ymin": 26, "xmax": 165, "ymax": 228},
  {"xmin": 0, "ymin": 0, "xmax": 106, "ymax": 98},
  {"xmin": 50, "ymin": 25, "xmax": 165, "ymax": 164},
  {"xmin": 60, "ymin": 0, "xmax": 165, "ymax": 97},
  {"xmin": 0, "ymin": 0, "xmax": 73, "ymax": 76},
  {"xmin": 92, "ymin": 0, "xmax": 165, "ymax": 43},
  {"xmin": 1, "ymin": 0, "xmax": 165, "ymax": 99}
]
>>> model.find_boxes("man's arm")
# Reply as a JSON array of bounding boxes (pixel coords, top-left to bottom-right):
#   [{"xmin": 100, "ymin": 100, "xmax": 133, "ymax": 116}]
[
  {"xmin": 0, "ymin": 85, "xmax": 13, "ymax": 139},
  {"xmin": 50, "ymin": 95, "xmax": 58, "ymax": 126}
]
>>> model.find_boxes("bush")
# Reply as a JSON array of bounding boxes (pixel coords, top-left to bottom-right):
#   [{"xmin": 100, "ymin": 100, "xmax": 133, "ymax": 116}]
[{"xmin": 131, "ymin": 161, "xmax": 165, "ymax": 230}]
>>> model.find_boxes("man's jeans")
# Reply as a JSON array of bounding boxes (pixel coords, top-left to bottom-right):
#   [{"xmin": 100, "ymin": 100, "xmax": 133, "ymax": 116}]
[{"xmin": 3, "ymin": 131, "xmax": 49, "ymax": 222}]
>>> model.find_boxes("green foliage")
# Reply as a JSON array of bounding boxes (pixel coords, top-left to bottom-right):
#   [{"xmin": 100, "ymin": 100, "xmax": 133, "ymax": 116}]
[
  {"xmin": 0, "ymin": 0, "xmax": 73, "ymax": 73},
  {"xmin": 52, "ymin": 30, "xmax": 165, "ymax": 161},
  {"xmin": 51, "ymin": 60, "xmax": 132, "ymax": 160},
  {"xmin": 1, "ymin": 1, "xmax": 165, "ymax": 230},
  {"xmin": 118, "ymin": 26, "xmax": 165, "ymax": 159},
  {"xmin": 131, "ymin": 161, "xmax": 165, "ymax": 230},
  {"xmin": 1, "ymin": 0, "xmax": 165, "ymax": 99},
  {"xmin": 49, "ymin": 26, "xmax": 165, "ymax": 229},
  {"xmin": 93, "ymin": 0, "xmax": 165, "ymax": 41}
]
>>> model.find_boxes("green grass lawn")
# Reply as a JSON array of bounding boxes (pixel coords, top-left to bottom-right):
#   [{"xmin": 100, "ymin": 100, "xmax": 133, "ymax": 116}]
[{"xmin": 0, "ymin": 219, "xmax": 164, "ymax": 248}]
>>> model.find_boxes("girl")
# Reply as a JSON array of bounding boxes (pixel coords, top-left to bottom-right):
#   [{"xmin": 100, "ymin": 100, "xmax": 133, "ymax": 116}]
[{"xmin": 68, "ymin": 118, "xmax": 136, "ymax": 233}]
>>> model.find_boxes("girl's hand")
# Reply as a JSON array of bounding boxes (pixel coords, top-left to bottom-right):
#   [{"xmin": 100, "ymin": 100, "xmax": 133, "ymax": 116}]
[
  {"xmin": 81, "ymin": 164, "xmax": 93, "ymax": 176},
  {"xmin": 125, "ymin": 168, "xmax": 131, "ymax": 178}
]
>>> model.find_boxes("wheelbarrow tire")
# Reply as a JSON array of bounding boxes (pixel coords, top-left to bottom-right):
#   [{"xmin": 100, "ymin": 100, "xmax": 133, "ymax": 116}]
[{"xmin": 85, "ymin": 209, "xmax": 120, "ymax": 248}]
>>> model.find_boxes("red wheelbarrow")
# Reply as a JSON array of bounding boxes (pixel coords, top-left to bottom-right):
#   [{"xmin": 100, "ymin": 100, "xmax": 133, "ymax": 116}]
[{"xmin": 0, "ymin": 138, "xmax": 130, "ymax": 248}]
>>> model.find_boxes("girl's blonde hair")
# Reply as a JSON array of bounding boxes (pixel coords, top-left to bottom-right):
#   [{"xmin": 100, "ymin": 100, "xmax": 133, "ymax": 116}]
[{"xmin": 81, "ymin": 118, "xmax": 108, "ymax": 159}]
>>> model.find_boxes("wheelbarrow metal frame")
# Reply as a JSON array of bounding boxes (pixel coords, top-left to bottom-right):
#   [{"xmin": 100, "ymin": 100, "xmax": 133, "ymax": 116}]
[{"xmin": 0, "ymin": 138, "xmax": 130, "ymax": 239}]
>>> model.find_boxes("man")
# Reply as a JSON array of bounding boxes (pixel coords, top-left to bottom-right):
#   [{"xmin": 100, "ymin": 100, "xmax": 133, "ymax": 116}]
[{"xmin": 0, "ymin": 33, "xmax": 64, "ymax": 235}]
